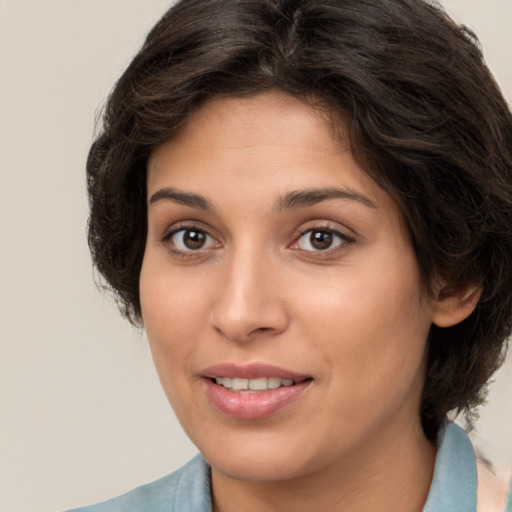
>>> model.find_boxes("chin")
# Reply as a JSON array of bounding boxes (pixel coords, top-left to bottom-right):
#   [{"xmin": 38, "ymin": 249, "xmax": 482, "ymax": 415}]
[
  {"xmin": 196, "ymin": 430, "xmax": 324, "ymax": 483},
  {"xmin": 210, "ymin": 453, "xmax": 309, "ymax": 483}
]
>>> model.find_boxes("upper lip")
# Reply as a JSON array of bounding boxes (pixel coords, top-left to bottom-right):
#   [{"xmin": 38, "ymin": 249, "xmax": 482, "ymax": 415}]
[{"xmin": 201, "ymin": 362, "xmax": 311, "ymax": 382}]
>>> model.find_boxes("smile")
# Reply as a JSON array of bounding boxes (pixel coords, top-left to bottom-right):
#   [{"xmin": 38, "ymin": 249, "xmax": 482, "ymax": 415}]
[
  {"xmin": 201, "ymin": 364, "xmax": 312, "ymax": 419},
  {"xmin": 214, "ymin": 376, "xmax": 296, "ymax": 391}
]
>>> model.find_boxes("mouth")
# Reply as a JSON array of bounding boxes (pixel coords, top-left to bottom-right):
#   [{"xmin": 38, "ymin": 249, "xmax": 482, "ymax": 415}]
[
  {"xmin": 201, "ymin": 363, "xmax": 313, "ymax": 419},
  {"xmin": 212, "ymin": 376, "xmax": 307, "ymax": 392}
]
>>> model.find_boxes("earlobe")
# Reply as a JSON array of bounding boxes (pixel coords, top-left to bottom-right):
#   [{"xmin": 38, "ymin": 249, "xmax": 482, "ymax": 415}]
[{"xmin": 432, "ymin": 283, "xmax": 481, "ymax": 328}]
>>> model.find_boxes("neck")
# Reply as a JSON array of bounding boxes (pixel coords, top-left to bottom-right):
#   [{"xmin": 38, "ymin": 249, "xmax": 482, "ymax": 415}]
[{"xmin": 211, "ymin": 417, "xmax": 436, "ymax": 512}]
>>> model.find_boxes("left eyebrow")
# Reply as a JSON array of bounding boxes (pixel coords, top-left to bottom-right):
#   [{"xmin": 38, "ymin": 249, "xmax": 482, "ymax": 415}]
[
  {"xmin": 148, "ymin": 187, "xmax": 216, "ymax": 212},
  {"xmin": 274, "ymin": 187, "xmax": 377, "ymax": 211}
]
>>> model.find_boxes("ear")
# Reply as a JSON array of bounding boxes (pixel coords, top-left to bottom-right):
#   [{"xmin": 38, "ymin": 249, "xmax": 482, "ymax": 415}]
[{"xmin": 432, "ymin": 282, "xmax": 481, "ymax": 328}]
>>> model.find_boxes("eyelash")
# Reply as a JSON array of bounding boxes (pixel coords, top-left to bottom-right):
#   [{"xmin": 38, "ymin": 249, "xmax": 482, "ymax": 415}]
[
  {"xmin": 291, "ymin": 226, "xmax": 355, "ymax": 255},
  {"xmin": 160, "ymin": 223, "xmax": 355, "ymax": 257},
  {"xmin": 161, "ymin": 223, "xmax": 219, "ymax": 256}
]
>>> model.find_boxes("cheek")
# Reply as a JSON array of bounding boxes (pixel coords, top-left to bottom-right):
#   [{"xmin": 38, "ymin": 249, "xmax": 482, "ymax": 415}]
[
  {"xmin": 292, "ymin": 250, "xmax": 431, "ymax": 387},
  {"xmin": 140, "ymin": 252, "xmax": 210, "ymax": 339},
  {"xmin": 139, "ymin": 256, "xmax": 212, "ymax": 393},
  {"xmin": 139, "ymin": 266, "xmax": 212, "ymax": 434}
]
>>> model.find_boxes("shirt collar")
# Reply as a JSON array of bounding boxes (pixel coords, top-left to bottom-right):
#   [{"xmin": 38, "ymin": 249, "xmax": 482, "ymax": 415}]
[{"xmin": 423, "ymin": 421, "xmax": 477, "ymax": 512}]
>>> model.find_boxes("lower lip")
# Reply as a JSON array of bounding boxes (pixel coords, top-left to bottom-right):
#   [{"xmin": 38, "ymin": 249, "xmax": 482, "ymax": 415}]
[{"xmin": 203, "ymin": 379, "xmax": 311, "ymax": 419}]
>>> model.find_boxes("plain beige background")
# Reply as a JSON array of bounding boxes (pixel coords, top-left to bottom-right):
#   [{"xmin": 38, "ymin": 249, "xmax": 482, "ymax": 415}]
[{"xmin": 0, "ymin": 1, "xmax": 511, "ymax": 511}]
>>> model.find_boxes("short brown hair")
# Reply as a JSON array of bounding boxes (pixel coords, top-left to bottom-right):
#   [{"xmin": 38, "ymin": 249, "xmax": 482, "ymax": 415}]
[{"xmin": 87, "ymin": 0, "xmax": 512, "ymax": 440}]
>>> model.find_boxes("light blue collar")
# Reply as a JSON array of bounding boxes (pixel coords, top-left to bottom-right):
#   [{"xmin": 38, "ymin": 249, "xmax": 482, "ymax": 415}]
[
  {"xmin": 174, "ymin": 455, "xmax": 212, "ymax": 512},
  {"xmin": 423, "ymin": 421, "xmax": 477, "ymax": 512}
]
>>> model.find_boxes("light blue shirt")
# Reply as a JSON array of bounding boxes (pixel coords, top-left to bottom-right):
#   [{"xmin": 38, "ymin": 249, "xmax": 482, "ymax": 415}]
[{"xmin": 67, "ymin": 422, "xmax": 508, "ymax": 512}]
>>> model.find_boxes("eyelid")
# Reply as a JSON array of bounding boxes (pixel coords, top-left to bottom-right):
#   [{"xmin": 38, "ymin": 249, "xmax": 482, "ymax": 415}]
[
  {"xmin": 161, "ymin": 222, "xmax": 221, "ymax": 254},
  {"xmin": 161, "ymin": 218, "xmax": 213, "ymax": 238},
  {"xmin": 158, "ymin": 220, "xmax": 354, "ymax": 258},
  {"xmin": 289, "ymin": 222, "xmax": 355, "ymax": 253}
]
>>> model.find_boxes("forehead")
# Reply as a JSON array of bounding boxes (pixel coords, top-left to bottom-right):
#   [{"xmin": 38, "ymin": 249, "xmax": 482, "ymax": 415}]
[
  {"xmin": 174, "ymin": 91, "xmax": 342, "ymax": 148},
  {"xmin": 145, "ymin": 91, "xmax": 409, "ymax": 224},
  {"xmin": 148, "ymin": 91, "xmax": 366, "ymax": 190}
]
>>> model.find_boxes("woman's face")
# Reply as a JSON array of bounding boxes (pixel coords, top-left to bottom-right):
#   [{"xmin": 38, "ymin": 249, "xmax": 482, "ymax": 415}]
[{"xmin": 140, "ymin": 91, "xmax": 435, "ymax": 482}]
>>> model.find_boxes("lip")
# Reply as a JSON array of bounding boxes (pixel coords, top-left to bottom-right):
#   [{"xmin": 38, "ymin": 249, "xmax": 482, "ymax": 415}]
[
  {"xmin": 201, "ymin": 362, "xmax": 310, "ymax": 381},
  {"xmin": 201, "ymin": 362, "xmax": 312, "ymax": 419}
]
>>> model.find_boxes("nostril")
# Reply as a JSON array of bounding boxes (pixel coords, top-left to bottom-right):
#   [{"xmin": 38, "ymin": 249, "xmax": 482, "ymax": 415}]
[{"xmin": 246, "ymin": 326, "xmax": 273, "ymax": 338}]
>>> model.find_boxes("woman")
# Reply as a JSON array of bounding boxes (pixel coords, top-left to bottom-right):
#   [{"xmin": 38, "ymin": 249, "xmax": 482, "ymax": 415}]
[{"xmin": 71, "ymin": 0, "xmax": 512, "ymax": 510}]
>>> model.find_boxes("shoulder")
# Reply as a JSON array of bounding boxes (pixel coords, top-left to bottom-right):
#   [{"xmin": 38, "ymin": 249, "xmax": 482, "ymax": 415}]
[
  {"xmin": 65, "ymin": 455, "xmax": 210, "ymax": 512},
  {"xmin": 476, "ymin": 459, "xmax": 511, "ymax": 512}
]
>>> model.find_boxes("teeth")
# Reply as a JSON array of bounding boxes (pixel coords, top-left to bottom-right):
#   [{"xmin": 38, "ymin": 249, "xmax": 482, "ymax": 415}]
[
  {"xmin": 214, "ymin": 376, "xmax": 297, "ymax": 391},
  {"xmin": 232, "ymin": 378, "xmax": 248, "ymax": 390},
  {"xmin": 267, "ymin": 377, "xmax": 281, "ymax": 389},
  {"xmin": 248, "ymin": 377, "xmax": 268, "ymax": 391}
]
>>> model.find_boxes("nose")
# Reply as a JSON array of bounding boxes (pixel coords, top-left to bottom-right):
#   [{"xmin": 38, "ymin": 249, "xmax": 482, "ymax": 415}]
[{"xmin": 210, "ymin": 249, "xmax": 289, "ymax": 343}]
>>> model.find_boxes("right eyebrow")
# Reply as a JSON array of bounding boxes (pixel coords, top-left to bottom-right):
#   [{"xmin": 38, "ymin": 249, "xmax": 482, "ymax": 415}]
[
  {"xmin": 275, "ymin": 187, "xmax": 377, "ymax": 212},
  {"xmin": 148, "ymin": 187, "xmax": 216, "ymax": 212}
]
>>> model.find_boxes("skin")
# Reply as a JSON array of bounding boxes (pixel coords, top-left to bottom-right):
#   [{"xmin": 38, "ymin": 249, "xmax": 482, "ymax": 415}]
[{"xmin": 140, "ymin": 91, "xmax": 474, "ymax": 512}]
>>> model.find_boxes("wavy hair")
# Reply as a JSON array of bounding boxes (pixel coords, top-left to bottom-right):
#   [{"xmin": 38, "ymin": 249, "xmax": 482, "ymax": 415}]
[{"xmin": 87, "ymin": 0, "xmax": 512, "ymax": 439}]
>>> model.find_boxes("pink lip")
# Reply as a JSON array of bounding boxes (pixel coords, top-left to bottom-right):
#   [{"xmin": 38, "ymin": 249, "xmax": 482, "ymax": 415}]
[
  {"xmin": 201, "ymin": 362, "xmax": 310, "ymax": 381},
  {"xmin": 201, "ymin": 363, "xmax": 312, "ymax": 419}
]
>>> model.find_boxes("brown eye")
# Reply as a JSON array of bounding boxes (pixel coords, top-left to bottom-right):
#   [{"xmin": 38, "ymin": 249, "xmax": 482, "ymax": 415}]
[
  {"xmin": 169, "ymin": 228, "xmax": 216, "ymax": 251},
  {"xmin": 309, "ymin": 231, "xmax": 333, "ymax": 250},
  {"xmin": 183, "ymin": 230, "xmax": 207, "ymax": 249},
  {"xmin": 295, "ymin": 228, "xmax": 348, "ymax": 252}
]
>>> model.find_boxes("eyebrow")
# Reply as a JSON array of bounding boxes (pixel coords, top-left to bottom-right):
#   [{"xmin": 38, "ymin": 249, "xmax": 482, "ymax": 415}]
[
  {"xmin": 275, "ymin": 187, "xmax": 376, "ymax": 211},
  {"xmin": 148, "ymin": 186, "xmax": 376, "ymax": 213},
  {"xmin": 149, "ymin": 187, "xmax": 216, "ymax": 212}
]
